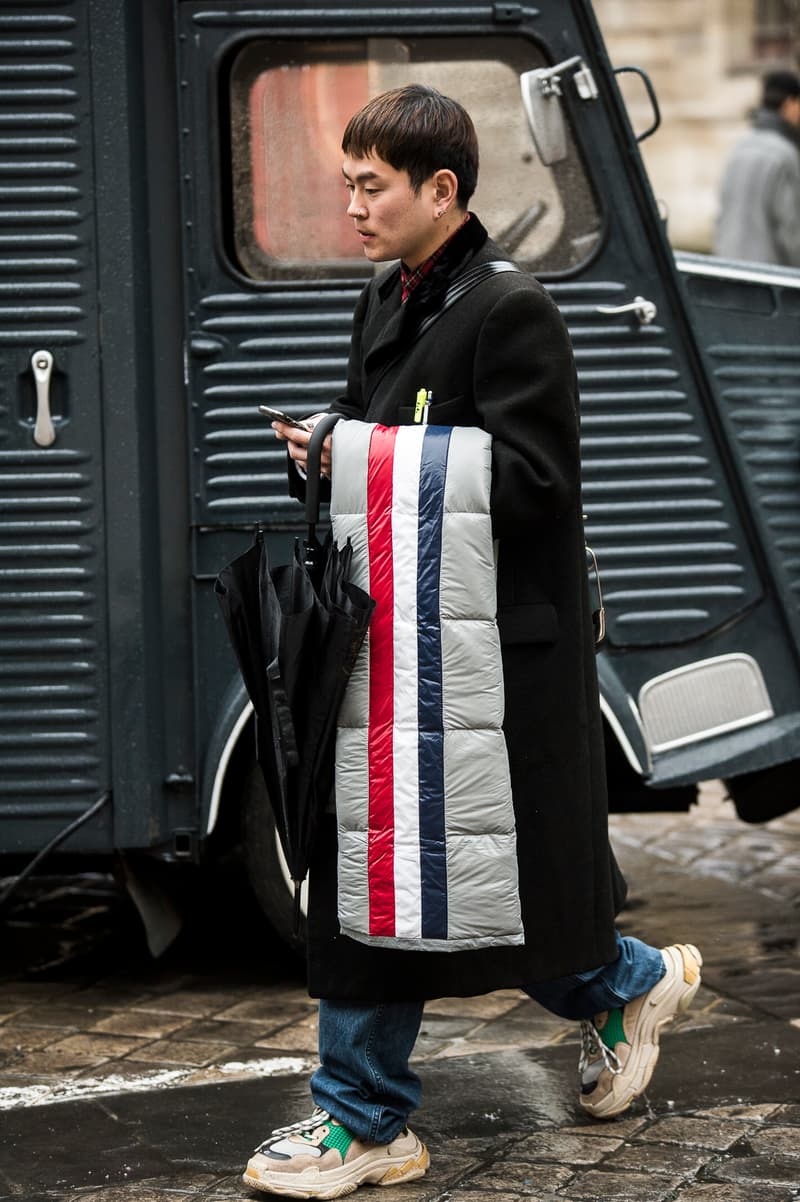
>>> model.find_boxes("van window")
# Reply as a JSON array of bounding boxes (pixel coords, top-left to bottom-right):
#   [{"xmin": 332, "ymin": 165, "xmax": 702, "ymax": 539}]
[{"xmin": 229, "ymin": 38, "xmax": 601, "ymax": 279}]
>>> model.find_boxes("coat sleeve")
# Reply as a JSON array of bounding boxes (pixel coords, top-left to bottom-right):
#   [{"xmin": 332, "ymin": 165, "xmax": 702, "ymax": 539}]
[
  {"xmin": 473, "ymin": 284, "xmax": 581, "ymax": 537},
  {"xmin": 771, "ymin": 156, "xmax": 800, "ymax": 268}
]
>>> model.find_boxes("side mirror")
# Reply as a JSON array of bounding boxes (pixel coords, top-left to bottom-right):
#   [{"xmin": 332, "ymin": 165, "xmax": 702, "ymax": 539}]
[{"xmin": 520, "ymin": 57, "xmax": 598, "ymax": 166}]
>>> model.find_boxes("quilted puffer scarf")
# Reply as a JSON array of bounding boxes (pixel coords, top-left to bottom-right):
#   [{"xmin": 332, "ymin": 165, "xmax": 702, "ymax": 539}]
[{"xmin": 329, "ymin": 421, "xmax": 524, "ymax": 951}]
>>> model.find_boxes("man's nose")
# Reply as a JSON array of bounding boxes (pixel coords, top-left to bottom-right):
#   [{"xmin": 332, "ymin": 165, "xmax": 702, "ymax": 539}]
[{"xmin": 348, "ymin": 196, "xmax": 366, "ymax": 219}]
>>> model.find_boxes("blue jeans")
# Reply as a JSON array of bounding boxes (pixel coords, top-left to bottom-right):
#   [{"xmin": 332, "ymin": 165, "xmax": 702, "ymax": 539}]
[{"xmin": 310, "ymin": 933, "xmax": 664, "ymax": 1143}]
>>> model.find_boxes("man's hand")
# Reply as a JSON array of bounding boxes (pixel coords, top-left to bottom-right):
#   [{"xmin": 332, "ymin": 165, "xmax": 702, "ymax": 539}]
[{"xmin": 271, "ymin": 413, "xmax": 333, "ymax": 478}]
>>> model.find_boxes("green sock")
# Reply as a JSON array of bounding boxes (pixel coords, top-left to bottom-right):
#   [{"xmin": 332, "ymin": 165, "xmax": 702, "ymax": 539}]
[
  {"xmin": 323, "ymin": 1121, "xmax": 356, "ymax": 1157},
  {"xmin": 598, "ymin": 1007, "xmax": 628, "ymax": 1050}
]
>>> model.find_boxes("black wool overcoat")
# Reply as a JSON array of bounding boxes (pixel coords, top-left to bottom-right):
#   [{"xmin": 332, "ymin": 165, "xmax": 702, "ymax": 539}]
[{"xmin": 303, "ymin": 214, "xmax": 626, "ymax": 1001}]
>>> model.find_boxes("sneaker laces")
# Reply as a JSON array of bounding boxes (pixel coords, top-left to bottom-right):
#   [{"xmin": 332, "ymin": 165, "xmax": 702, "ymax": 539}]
[
  {"xmin": 255, "ymin": 1107, "xmax": 332, "ymax": 1152},
  {"xmin": 579, "ymin": 1019, "xmax": 622, "ymax": 1078}
]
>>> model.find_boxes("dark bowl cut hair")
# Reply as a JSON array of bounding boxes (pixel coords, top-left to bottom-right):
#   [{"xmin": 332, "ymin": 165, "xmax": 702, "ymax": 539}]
[
  {"xmin": 762, "ymin": 69, "xmax": 800, "ymax": 110},
  {"xmin": 341, "ymin": 84, "xmax": 479, "ymax": 206}
]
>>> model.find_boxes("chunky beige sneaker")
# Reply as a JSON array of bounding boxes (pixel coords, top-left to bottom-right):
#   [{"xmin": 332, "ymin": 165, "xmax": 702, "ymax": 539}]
[
  {"xmin": 242, "ymin": 1108, "xmax": 430, "ymax": 1198},
  {"xmin": 578, "ymin": 943, "xmax": 703, "ymax": 1120}
]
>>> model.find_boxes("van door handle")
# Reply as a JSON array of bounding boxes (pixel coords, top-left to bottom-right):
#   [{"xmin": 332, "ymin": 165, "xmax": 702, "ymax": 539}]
[
  {"xmin": 31, "ymin": 349, "xmax": 56, "ymax": 446},
  {"xmin": 596, "ymin": 296, "xmax": 657, "ymax": 325}
]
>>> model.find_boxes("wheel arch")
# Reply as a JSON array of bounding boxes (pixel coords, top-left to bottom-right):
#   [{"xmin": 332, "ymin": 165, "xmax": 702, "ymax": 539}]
[
  {"xmin": 596, "ymin": 652, "xmax": 651, "ymax": 778},
  {"xmin": 597, "ymin": 655, "xmax": 697, "ymax": 812},
  {"xmin": 200, "ymin": 673, "xmax": 253, "ymax": 837}
]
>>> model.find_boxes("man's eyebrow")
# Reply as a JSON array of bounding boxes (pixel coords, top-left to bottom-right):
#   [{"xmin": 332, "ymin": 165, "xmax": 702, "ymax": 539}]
[{"xmin": 341, "ymin": 167, "xmax": 382, "ymax": 183}]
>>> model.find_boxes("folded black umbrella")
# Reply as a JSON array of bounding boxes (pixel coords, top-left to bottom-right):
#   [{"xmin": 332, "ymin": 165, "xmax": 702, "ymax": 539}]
[{"xmin": 214, "ymin": 415, "xmax": 374, "ymax": 927}]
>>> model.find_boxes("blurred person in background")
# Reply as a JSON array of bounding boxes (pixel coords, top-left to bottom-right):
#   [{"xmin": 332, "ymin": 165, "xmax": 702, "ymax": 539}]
[{"xmin": 714, "ymin": 69, "xmax": 800, "ymax": 267}]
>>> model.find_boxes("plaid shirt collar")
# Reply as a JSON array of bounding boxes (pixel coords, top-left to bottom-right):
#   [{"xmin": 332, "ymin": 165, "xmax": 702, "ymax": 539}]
[{"xmin": 400, "ymin": 214, "xmax": 470, "ymax": 303}]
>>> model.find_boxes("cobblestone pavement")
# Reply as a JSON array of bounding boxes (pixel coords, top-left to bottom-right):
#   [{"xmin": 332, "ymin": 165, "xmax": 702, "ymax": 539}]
[{"xmin": 0, "ymin": 782, "xmax": 798, "ymax": 1201}]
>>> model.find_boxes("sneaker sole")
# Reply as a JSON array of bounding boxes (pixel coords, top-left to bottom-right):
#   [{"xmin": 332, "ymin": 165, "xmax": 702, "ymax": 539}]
[
  {"xmin": 580, "ymin": 943, "xmax": 703, "ymax": 1120},
  {"xmin": 242, "ymin": 1141, "xmax": 430, "ymax": 1199}
]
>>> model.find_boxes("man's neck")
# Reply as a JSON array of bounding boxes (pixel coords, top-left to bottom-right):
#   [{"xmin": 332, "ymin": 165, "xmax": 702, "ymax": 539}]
[
  {"xmin": 399, "ymin": 214, "xmax": 472, "ymax": 304},
  {"xmin": 402, "ymin": 212, "xmax": 470, "ymax": 272}
]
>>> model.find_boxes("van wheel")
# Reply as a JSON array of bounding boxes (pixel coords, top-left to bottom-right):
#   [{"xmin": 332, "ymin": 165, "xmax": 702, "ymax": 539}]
[
  {"xmin": 725, "ymin": 761, "xmax": 799, "ymax": 824},
  {"xmin": 241, "ymin": 760, "xmax": 307, "ymax": 950}
]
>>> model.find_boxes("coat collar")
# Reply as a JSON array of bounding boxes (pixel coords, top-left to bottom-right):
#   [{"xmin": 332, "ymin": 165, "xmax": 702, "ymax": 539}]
[
  {"xmin": 364, "ymin": 214, "xmax": 490, "ymax": 383},
  {"xmin": 402, "ymin": 211, "xmax": 489, "ymax": 319},
  {"xmin": 375, "ymin": 212, "xmax": 489, "ymax": 304},
  {"xmin": 753, "ymin": 107, "xmax": 800, "ymax": 154}
]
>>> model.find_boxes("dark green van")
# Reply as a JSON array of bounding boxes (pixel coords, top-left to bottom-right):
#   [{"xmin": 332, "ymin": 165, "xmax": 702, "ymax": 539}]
[{"xmin": 1, "ymin": 0, "xmax": 798, "ymax": 942}]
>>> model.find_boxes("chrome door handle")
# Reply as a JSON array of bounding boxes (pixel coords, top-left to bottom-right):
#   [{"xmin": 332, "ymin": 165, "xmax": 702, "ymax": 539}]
[
  {"xmin": 586, "ymin": 543, "xmax": 606, "ymax": 645},
  {"xmin": 31, "ymin": 349, "xmax": 56, "ymax": 446},
  {"xmin": 596, "ymin": 296, "xmax": 657, "ymax": 325}
]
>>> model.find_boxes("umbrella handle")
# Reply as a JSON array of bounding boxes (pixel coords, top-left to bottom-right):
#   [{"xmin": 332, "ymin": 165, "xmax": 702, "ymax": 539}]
[{"xmin": 305, "ymin": 413, "xmax": 344, "ymax": 527}]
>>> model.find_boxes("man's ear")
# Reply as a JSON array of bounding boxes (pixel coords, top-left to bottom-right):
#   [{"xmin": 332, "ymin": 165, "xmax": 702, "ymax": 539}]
[{"xmin": 431, "ymin": 169, "xmax": 459, "ymax": 210}]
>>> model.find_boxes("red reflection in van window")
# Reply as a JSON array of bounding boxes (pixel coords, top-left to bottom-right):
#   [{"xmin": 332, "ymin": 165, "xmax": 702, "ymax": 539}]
[{"xmin": 248, "ymin": 62, "xmax": 369, "ymax": 261}]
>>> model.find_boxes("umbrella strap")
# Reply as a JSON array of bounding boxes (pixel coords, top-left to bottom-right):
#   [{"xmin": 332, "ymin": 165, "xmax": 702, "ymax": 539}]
[{"xmin": 305, "ymin": 412, "xmax": 344, "ymax": 529}]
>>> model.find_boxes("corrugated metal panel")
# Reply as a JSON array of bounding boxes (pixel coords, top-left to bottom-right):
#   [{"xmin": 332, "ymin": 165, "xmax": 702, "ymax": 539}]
[
  {"xmin": 549, "ymin": 280, "xmax": 756, "ymax": 646},
  {"xmin": 0, "ymin": 4, "xmax": 107, "ymax": 825},
  {"xmin": 192, "ymin": 287, "xmax": 361, "ymax": 520},
  {"xmin": 710, "ymin": 341, "xmax": 800, "ymax": 609}
]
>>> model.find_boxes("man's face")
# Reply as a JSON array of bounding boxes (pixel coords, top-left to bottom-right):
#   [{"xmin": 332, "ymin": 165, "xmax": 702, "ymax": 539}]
[{"xmin": 342, "ymin": 153, "xmax": 443, "ymax": 268}]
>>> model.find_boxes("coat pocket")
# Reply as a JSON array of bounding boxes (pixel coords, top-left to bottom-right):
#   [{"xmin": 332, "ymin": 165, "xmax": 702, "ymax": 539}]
[
  {"xmin": 397, "ymin": 395, "xmax": 465, "ymax": 426},
  {"xmin": 497, "ymin": 602, "xmax": 559, "ymax": 645}
]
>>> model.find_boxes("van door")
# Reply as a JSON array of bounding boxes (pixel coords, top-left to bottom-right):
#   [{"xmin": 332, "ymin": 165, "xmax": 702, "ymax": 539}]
[
  {"xmin": 677, "ymin": 255, "xmax": 800, "ymax": 652},
  {"xmin": 0, "ymin": 2, "xmax": 111, "ymax": 852},
  {"xmin": 178, "ymin": 0, "xmax": 799, "ymax": 803}
]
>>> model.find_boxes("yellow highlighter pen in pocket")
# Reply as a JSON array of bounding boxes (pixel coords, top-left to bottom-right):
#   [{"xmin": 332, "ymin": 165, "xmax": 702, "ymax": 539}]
[
  {"xmin": 414, "ymin": 387, "xmax": 427, "ymax": 424},
  {"xmin": 414, "ymin": 388, "xmax": 433, "ymax": 425}
]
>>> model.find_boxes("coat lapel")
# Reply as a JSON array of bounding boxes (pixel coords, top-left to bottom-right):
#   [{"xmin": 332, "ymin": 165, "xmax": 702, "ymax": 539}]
[
  {"xmin": 361, "ymin": 215, "xmax": 492, "ymax": 404},
  {"xmin": 362, "ymin": 273, "xmax": 407, "ymax": 399},
  {"xmin": 363, "ymin": 287, "xmax": 404, "ymax": 373}
]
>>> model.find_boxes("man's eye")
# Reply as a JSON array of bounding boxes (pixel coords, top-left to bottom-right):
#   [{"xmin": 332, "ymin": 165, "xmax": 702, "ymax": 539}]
[{"xmin": 365, "ymin": 188, "xmax": 379, "ymax": 196}]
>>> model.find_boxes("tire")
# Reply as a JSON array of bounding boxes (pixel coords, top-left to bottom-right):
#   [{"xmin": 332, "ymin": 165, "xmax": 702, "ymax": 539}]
[
  {"xmin": 725, "ymin": 760, "xmax": 800, "ymax": 824},
  {"xmin": 603, "ymin": 723, "xmax": 697, "ymax": 813},
  {"xmin": 241, "ymin": 759, "xmax": 308, "ymax": 951}
]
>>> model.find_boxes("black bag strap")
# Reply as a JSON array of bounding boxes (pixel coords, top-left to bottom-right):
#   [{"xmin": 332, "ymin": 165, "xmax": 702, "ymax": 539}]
[
  {"xmin": 414, "ymin": 259, "xmax": 521, "ymax": 342},
  {"xmin": 367, "ymin": 259, "xmax": 521, "ymax": 404}
]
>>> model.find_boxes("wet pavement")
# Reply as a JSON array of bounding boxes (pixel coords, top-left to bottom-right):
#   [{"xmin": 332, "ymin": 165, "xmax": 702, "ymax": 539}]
[{"xmin": 1, "ymin": 782, "xmax": 799, "ymax": 1202}]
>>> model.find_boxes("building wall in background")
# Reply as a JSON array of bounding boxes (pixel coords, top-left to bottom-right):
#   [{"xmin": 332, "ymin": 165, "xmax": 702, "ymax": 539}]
[{"xmin": 594, "ymin": 0, "xmax": 799, "ymax": 251}]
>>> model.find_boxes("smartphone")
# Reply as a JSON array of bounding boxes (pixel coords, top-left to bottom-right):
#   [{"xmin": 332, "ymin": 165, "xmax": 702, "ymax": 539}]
[{"xmin": 258, "ymin": 405, "xmax": 312, "ymax": 430}]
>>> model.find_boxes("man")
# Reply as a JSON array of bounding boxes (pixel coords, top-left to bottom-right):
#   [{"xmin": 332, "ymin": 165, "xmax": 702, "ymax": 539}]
[
  {"xmin": 714, "ymin": 69, "xmax": 800, "ymax": 267},
  {"xmin": 243, "ymin": 85, "xmax": 702, "ymax": 1198}
]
